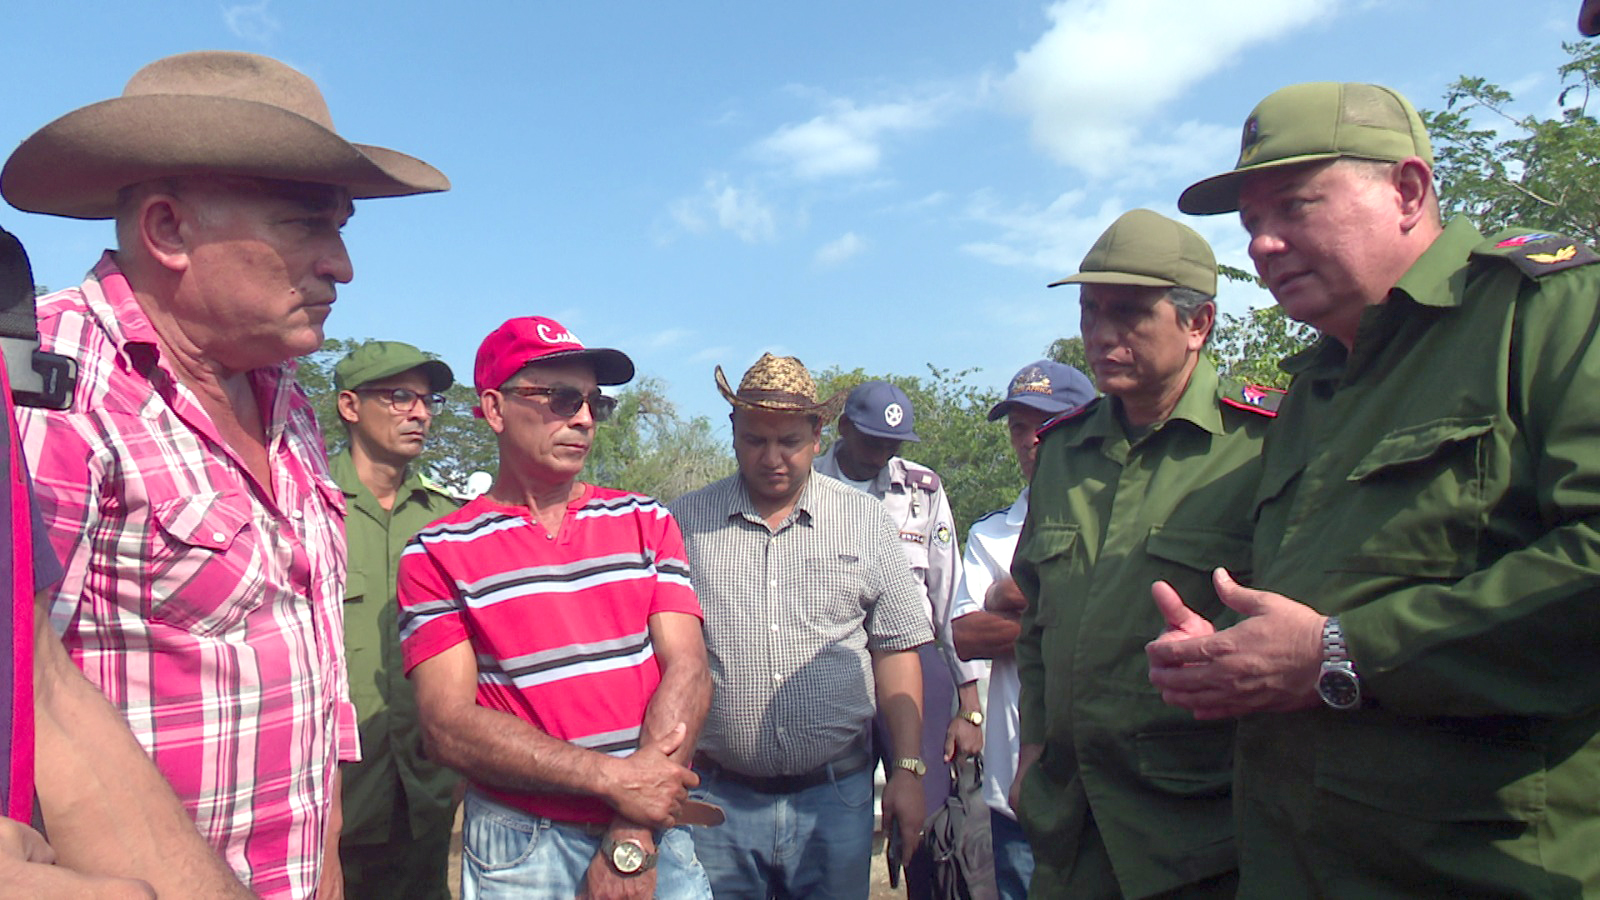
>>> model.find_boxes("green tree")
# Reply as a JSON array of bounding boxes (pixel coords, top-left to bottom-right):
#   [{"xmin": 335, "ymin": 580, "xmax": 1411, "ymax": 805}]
[
  {"xmin": 585, "ymin": 377, "xmax": 735, "ymax": 502},
  {"xmin": 1208, "ymin": 305, "xmax": 1316, "ymax": 388},
  {"xmin": 1043, "ymin": 336, "xmax": 1093, "ymax": 382},
  {"xmin": 814, "ymin": 365, "xmax": 1016, "ymax": 534},
  {"xmin": 1423, "ymin": 40, "xmax": 1600, "ymax": 244}
]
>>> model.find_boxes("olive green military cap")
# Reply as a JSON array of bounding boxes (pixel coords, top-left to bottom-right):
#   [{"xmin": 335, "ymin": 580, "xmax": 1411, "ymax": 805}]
[
  {"xmin": 334, "ymin": 340, "xmax": 454, "ymax": 392},
  {"xmin": 1178, "ymin": 82, "xmax": 1433, "ymax": 216},
  {"xmin": 1048, "ymin": 208, "xmax": 1217, "ymax": 296},
  {"xmin": 1583, "ymin": 0, "xmax": 1600, "ymax": 36}
]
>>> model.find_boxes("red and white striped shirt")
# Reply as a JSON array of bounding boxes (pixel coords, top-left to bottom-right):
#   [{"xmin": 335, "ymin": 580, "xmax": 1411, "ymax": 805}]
[
  {"xmin": 17, "ymin": 253, "xmax": 354, "ymax": 899},
  {"xmin": 398, "ymin": 485, "xmax": 701, "ymax": 824}
]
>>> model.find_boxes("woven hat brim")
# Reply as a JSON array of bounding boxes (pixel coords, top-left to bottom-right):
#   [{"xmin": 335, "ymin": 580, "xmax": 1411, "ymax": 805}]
[
  {"xmin": 714, "ymin": 366, "xmax": 846, "ymax": 420},
  {"xmin": 2, "ymin": 94, "xmax": 449, "ymax": 219}
]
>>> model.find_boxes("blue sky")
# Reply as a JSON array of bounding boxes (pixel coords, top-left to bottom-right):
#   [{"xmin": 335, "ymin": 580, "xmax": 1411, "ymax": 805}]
[{"xmin": 0, "ymin": 0, "xmax": 1587, "ymax": 427}]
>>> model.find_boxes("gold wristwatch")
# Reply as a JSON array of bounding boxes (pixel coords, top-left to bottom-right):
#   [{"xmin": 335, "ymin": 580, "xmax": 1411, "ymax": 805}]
[
  {"xmin": 894, "ymin": 757, "xmax": 927, "ymax": 777},
  {"xmin": 958, "ymin": 709, "xmax": 984, "ymax": 727}
]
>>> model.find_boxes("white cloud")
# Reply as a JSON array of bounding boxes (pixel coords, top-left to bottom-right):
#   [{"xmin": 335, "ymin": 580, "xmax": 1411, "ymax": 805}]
[
  {"xmin": 222, "ymin": 0, "xmax": 280, "ymax": 43},
  {"xmin": 815, "ymin": 232, "xmax": 867, "ymax": 267},
  {"xmin": 1000, "ymin": 0, "xmax": 1334, "ymax": 178},
  {"xmin": 960, "ymin": 189, "xmax": 1132, "ymax": 273},
  {"xmin": 669, "ymin": 175, "xmax": 778, "ymax": 243},
  {"xmin": 634, "ymin": 327, "xmax": 693, "ymax": 351},
  {"xmin": 756, "ymin": 95, "xmax": 950, "ymax": 180}
]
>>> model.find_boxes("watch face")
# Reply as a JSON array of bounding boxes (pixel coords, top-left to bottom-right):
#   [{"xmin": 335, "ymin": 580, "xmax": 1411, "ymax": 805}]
[
  {"xmin": 612, "ymin": 841, "xmax": 646, "ymax": 874},
  {"xmin": 1318, "ymin": 668, "xmax": 1360, "ymax": 710}
]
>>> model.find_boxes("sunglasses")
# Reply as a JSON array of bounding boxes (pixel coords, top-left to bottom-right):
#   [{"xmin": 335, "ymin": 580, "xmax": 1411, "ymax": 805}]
[
  {"xmin": 353, "ymin": 387, "xmax": 448, "ymax": 413},
  {"xmin": 500, "ymin": 385, "xmax": 618, "ymax": 422}
]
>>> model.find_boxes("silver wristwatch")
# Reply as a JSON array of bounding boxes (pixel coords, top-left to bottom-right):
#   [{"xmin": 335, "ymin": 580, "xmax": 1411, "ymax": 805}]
[{"xmin": 1315, "ymin": 616, "xmax": 1361, "ymax": 710}]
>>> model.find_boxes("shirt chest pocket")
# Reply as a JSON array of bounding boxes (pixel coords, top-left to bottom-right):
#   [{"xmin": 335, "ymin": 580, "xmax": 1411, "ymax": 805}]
[
  {"xmin": 1014, "ymin": 523, "xmax": 1079, "ymax": 628},
  {"xmin": 1143, "ymin": 526, "xmax": 1252, "ymax": 623},
  {"xmin": 147, "ymin": 489, "xmax": 264, "ymax": 635},
  {"xmin": 1336, "ymin": 415, "xmax": 1496, "ymax": 578}
]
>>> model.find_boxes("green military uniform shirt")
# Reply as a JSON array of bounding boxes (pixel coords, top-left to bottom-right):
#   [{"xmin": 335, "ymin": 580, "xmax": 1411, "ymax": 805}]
[
  {"xmin": 331, "ymin": 448, "xmax": 462, "ymax": 845},
  {"xmin": 1241, "ymin": 219, "xmax": 1600, "ymax": 897},
  {"xmin": 1013, "ymin": 357, "xmax": 1272, "ymax": 899}
]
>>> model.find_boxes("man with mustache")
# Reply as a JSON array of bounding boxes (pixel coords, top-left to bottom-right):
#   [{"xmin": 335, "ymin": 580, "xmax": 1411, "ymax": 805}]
[
  {"xmin": 1012, "ymin": 210, "xmax": 1276, "ymax": 899},
  {"xmin": 400, "ymin": 317, "xmax": 712, "ymax": 899},
  {"xmin": 329, "ymin": 341, "xmax": 462, "ymax": 898},
  {"xmin": 4, "ymin": 50, "xmax": 448, "ymax": 898}
]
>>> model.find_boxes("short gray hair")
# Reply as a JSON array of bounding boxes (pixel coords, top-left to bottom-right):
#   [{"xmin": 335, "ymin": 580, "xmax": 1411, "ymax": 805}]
[{"xmin": 1166, "ymin": 286, "xmax": 1217, "ymax": 345}]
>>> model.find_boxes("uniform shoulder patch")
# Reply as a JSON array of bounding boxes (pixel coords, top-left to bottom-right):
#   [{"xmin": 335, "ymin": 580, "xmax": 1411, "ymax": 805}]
[
  {"xmin": 903, "ymin": 464, "xmax": 942, "ymax": 494},
  {"xmin": 1475, "ymin": 230, "xmax": 1600, "ymax": 279},
  {"xmin": 1036, "ymin": 397, "xmax": 1099, "ymax": 438},
  {"xmin": 1218, "ymin": 381, "xmax": 1284, "ymax": 417}
]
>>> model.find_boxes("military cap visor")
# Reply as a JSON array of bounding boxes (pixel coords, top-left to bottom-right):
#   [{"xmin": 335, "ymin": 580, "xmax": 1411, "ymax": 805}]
[
  {"xmin": 1583, "ymin": 0, "xmax": 1600, "ymax": 35},
  {"xmin": 1049, "ymin": 208, "xmax": 1217, "ymax": 296},
  {"xmin": 1178, "ymin": 82, "xmax": 1433, "ymax": 216}
]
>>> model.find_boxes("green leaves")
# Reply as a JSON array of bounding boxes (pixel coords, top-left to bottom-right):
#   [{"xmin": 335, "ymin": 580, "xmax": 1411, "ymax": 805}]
[{"xmin": 1424, "ymin": 40, "xmax": 1600, "ymax": 245}]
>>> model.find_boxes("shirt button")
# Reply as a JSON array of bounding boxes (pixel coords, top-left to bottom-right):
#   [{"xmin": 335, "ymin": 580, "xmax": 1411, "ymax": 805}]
[
  {"xmin": 211, "ymin": 531, "xmax": 227, "ymax": 542},
  {"xmin": 772, "ymin": 673, "xmax": 781, "ymax": 682},
  {"xmin": 291, "ymin": 510, "xmax": 304, "ymax": 520},
  {"xmin": 768, "ymin": 579, "xmax": 777, "ymax": 587},
  {"xmin": 770, "ymin": 623, "xmax": 779, "ymax": 632}
]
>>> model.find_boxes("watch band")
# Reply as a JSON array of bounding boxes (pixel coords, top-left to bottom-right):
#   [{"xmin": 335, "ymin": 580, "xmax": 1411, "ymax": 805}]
[
  {"xmin": 958, "ymin": 709, "xmax": 983, "ymax": 727},
  {"xmin": 894, "ymin": 756, "xmax": 927, "ymax": 777}
]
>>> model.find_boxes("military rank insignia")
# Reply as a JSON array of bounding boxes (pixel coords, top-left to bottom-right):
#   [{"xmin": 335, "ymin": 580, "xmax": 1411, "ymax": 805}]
[
  {"xmin": 1481, "ymin": 230, "xmax": 1600, "ymax": 278},
  {"xmin": 934, "ymin": 524, "xmax": 952, "ymax": 546}
]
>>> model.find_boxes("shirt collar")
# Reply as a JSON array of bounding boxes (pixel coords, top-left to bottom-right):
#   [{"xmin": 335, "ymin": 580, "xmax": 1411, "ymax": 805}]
[
  {"xmin": 1390, "ymin": 218, "xmax": 1483, "ymax": 310},
  {"xmin": 726, "ymin": 472, "xmax": 816, "ymax": 528}
]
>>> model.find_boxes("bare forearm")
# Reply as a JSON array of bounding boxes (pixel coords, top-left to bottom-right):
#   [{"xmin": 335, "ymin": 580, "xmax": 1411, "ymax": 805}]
[
  {"xmin": 637, "ymin": 654, "xmax": 710, "ymax": 767},
  {"xmin": 952, "ymin": 610, "xmax": 1021, "ymax": 660},
  {"xmin": 425, "ymin": 704, "xmax": 619, "ymax": 800},
  {"xmin": 871, "ymin": 649, "xmax": 924, "ymax": 760},
  {"xmin": 956, "ymin": 682, "xmax": 981, "ymax": 715},
  {"xmin": 32, "ymin": 596, "xmax": 250, "ymax": 897}
]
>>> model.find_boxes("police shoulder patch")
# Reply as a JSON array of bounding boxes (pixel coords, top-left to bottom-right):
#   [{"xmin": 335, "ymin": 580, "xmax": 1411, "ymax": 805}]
[
  {"xmin": 1036, "ymin": 397, "xmax": 1100, "ymax": 439},
  {"xmin": 1476, "ymin": 230, "xmax": 1600, "ymax": 279},
  {"xmin": 1218, "ymin": 380, "xmax": 1284, "ymax": 417},
  {"xmin": 903, "ymin": 463, "xmax": 942, "ymax": 494}
]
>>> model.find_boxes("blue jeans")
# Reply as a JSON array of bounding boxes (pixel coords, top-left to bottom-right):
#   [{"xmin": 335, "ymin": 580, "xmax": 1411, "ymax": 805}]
[
  {"xmin": 991, "ymin": 808, "xmax": 1034, "ymax": 900},
  {"xmin": 689, "ymin": 762, "xmax": 875, "ymax": 899},
  {"xmin": 460, "ymin": 791, "xmax": 712, "ymax": 899}
]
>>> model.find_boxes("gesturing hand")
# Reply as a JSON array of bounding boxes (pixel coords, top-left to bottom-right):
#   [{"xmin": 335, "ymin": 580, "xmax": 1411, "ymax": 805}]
[{"xmin": 1145, "ymin": 568, "xmax": 1326, "ymax": 720}]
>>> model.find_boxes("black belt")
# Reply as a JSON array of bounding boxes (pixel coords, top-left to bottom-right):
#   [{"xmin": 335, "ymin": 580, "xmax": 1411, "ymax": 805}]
[{"xmin": 695, "ymin": 746, "xmax": 873, "ymax": 795}]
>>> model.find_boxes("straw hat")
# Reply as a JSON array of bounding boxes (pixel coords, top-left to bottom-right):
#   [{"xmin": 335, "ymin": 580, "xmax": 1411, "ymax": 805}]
[
  {"xmin": 2, "ymin": 51, "xmax": 449, "ymax": 219},
  {"xmin": 715, "ymin": 353, "xmax": 846, "ymax": 419}
]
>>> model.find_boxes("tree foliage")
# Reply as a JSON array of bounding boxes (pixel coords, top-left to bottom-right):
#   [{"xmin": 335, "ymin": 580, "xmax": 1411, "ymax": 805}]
[
  {"xmin": 1423, "ymin": 40, "xmax": 1600, "ymax": 244},
  {"xmin": 814, "ymin": 365, "xmax": 1017, "ymax": 534},
  {"xmin": 1208, "ymin": 306, "xmax": 1316, "ymax": 388}
]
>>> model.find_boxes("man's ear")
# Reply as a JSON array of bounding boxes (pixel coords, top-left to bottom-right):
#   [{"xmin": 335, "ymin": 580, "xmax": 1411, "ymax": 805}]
[
  {"xmin": 136, "ymin": 191, "xmax": 195, "ymax": 275},
  {"xmin": 336, "ymin": 390, "xmax": 361, "ymax": 426},
  {"xmin": 1393, "ymin": 157, "xmax": 1433, "ymax": 232},
  {"xmin": 480, "ymin": 391, "xmax": 508, "ymax": 434}
]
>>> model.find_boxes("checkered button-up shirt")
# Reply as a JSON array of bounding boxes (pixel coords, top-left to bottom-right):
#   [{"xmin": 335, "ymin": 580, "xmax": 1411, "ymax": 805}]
[
  {"xmin": 669, "ymin": 472, "xmax": 931, "ymax": 777},
  {"xmin": 17, "ymin": 253, "xmax": 354, "ymax": 900}
]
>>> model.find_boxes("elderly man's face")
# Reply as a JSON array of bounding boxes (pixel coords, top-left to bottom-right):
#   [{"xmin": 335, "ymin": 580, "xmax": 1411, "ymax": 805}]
[
  {"xmin": 1238, "ymin": 160, "xmax": 1408, "ymax": 337},
  {"xmin": 1079, "ymin": 283, "xmax": 1208, "ymax": 405},
  {"xmin": 732, "ymin": 408, "xmax": 822, "ymax": 507},
  {"xmin": 178, "ymin": 177, "xmax": 354, "ymax": 372}
]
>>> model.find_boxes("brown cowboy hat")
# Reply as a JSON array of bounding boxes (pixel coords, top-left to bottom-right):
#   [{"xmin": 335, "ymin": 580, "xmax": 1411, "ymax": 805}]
[
  {"xmin": 2, "ymin": 51, "xmax": 449, "ymax": 220},
  {"xmin": 715, "ymin": 353, "xmax": 846, "ymax": 420}
]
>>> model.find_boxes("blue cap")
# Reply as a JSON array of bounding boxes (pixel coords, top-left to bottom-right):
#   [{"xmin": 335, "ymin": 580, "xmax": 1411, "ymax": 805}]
[
  {"xmin": 844, "ymin": 381, "xmax": 920, "ymax": 441},
  {"xmin": 987, "ymin": 360, "xmax": 1096, "ymax": 421}
]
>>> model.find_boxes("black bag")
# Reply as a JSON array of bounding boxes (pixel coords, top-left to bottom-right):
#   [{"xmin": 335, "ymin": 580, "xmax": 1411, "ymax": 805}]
[{"xmin": 922, "ymin": 754, "xmax": 999, "ymax": 900}]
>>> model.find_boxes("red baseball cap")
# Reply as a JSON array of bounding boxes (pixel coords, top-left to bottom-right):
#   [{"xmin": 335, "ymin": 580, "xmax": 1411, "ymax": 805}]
[{"xmin": 473, "ymin": 316, "xmax": 635, "ymax": 394}]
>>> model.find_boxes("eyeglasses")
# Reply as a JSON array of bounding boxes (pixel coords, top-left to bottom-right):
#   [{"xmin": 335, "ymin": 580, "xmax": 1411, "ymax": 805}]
[
  {"xmin": 500, "ymin": 385, "xmax": 617, "ymax": 422},
  {"xmin": 352, "ymin": 388, "xmax": 448, "ymax": 413}
]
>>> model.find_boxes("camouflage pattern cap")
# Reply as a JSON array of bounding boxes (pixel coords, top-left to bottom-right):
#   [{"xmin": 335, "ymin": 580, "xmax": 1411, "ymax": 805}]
[
  {"xmin": 1178, "ymin": 82, "xmax": 1432, "ymax": 216},
  {"xmin": 1048, "ymin": 209, "xmax": 1217, "ymax": 296}
]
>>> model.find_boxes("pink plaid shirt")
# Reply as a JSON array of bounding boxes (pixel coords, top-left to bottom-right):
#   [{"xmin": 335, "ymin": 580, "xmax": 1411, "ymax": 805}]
[{"xmin": 17, "ymin": 253, "xmax": 355, "ymax": 899}]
